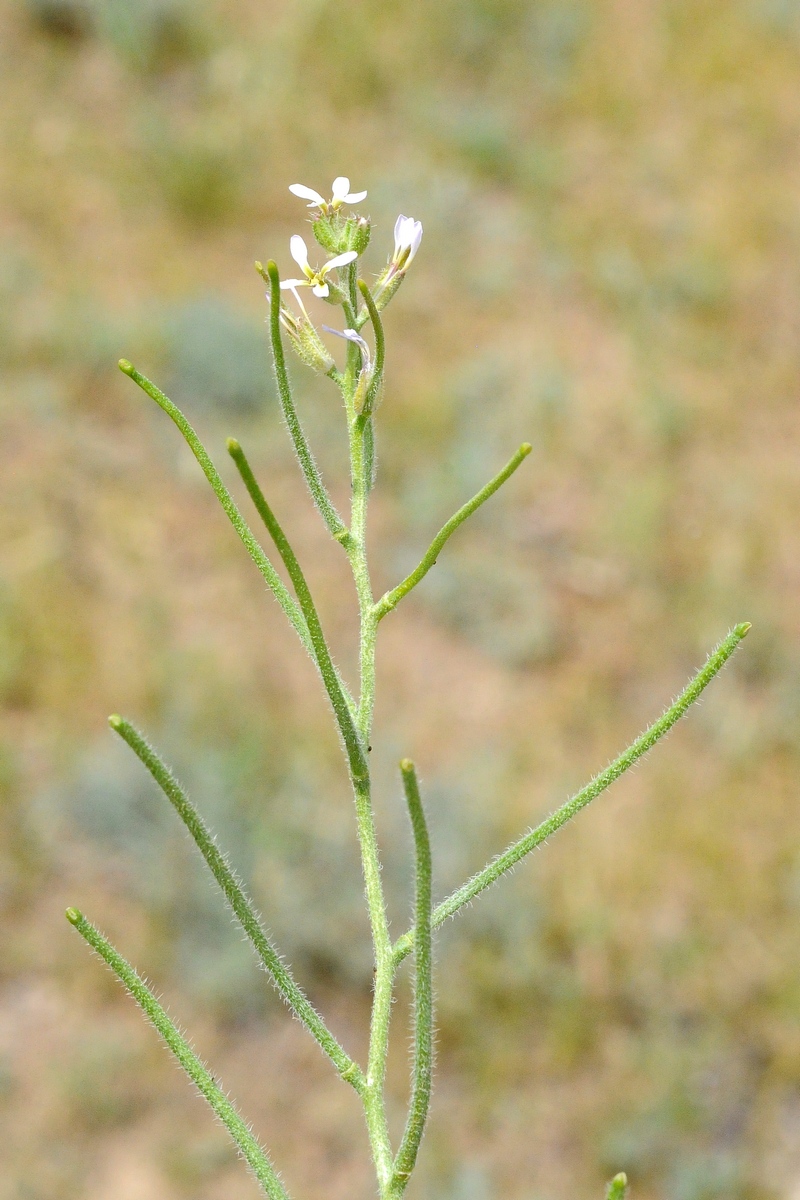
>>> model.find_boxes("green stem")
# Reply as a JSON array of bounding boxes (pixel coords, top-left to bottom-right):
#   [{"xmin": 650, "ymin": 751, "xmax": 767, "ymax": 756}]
[
  {"xmin": 330, "ymin": 301, "xmax": 395, "ymax": 1189},
  {"xmin": 392, "ymin": 623, "xmax": 751, "ymax": 966},
  {"xmin": 352, "ymin": 585, "xmax": 393, "ymax": 1182},
  {"xmin": 227, "ymin": 438, "xmax": 362, "ymax": 740},
  {"xmin": 347, "ymin": 400, "xmax": 378, "ymax": 739},
  {"xmin": 357, "ymin": 779, "xmax": 395, "ymax": 1190},
  {"xmin": 265, "ymin": 262, "xmax": 349, "ymax": 545},
  {"xmin": 109, "ymin": 715, "xmax": 364, "ymax": 1091},
  {"xmin": 117, "ymin": 360, "xmax": 312, "ymax": 656},
  {"xmin": 391, "ymin": 761, "xmax": 433, "ymax": 1195},
  {"xmin": 66, "ymin": 908, "xmax": 290, "ymax": 1200},
  {"xmin": 374, "ymin": 443, "xmax": 532, "ymax": 621}
]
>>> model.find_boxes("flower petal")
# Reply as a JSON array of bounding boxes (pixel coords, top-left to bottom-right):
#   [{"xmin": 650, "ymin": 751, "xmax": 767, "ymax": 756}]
[
  {"xmin": 289, "ymin": 184, "xmax": 326, "ymax": 206},
  {"xmin": 392, "ymin": 216, "xmax": 423, "ymax": 265},
  {"xmin": 331, "ymin": 176, "xmax": 351, "ymax": 200},
  {"xmin": 287, "ymin": 283, "xmax": 309, "ymax": 314},
  {"xmin": 290, "ymin": 234, "xmax": 310, "ymax": 273},
  {"xmin": 407, "ymin": 219, "xmax": 423, "ymax": 261},
  {"xmin": 322, "ymin": 325, "xmax": 371, "ymax": 366},
  {"xmin": 344, "ymin": 189, "xmax": 368, "ymax": 203},
  {"xmin": 323, "ymin": 250, "xmax": 358, "ymax": 272},
  {"xmin": 280, "ymin": 277, "xmax": 309, "ymax": 288},
  {"xmin": 394, "ymin": 214, "xmax": 410, "ymax": 248},
  {"xmin": 312, "ymin": 282, "xmax": 330, "ymax": 298}
]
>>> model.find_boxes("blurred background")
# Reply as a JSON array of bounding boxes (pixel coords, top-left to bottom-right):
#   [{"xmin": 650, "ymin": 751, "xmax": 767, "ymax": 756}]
[{"xmin": 1, "ymin": 0, "xmax": 799, "ymax": 1197}]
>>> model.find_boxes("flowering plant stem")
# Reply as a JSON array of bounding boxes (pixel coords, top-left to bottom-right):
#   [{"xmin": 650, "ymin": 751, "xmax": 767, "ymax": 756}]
[{"xmin": 68, "ymin": 187, "xmax": 749, "ymax": 1200}]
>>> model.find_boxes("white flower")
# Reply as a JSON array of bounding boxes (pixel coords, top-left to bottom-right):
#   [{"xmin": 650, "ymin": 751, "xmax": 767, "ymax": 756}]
[
  {"xmin": 391, "ymin": 215, "xmax": 423, "ymax": 270},
  {"xmin": 289, "ymin": 177, "xmax": 368, "ymax": 215},
  {"xmin": 322, "ymin": 325, "xmax": 371, "ymax": 370},
  {"xmin": 372, "ymin": 215, "xmax": 423, "ymax": 303},
  {"xmin": 279, "ymin": 235, "xmax": 357, "ymax": 298}
]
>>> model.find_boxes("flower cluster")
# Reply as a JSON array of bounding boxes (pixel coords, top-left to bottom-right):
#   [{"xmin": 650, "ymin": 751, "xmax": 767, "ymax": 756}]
[{"xmin": 276, "ymin": 177, "xmax": 423, "ymax": 371}]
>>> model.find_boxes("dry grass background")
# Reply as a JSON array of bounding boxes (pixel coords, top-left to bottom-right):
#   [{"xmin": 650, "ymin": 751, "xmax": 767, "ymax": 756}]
[{"xmin": 2, "ymin": 0, "xmax": 800, "ymax": 1197}]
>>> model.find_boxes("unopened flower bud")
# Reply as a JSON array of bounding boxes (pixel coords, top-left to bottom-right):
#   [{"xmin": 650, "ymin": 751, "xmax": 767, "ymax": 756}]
[
  {"xmin": 373, "ymin": 214, "xmax": 423, "ymax": 309},
  {"xmin": 350, "ymin": 217, "xmax": 371, "ymax": 255}
]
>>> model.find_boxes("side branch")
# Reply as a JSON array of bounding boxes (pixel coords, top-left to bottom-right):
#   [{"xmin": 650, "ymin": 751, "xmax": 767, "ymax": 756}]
[
  {"xmin": 227, "ymin": 438, "xmax": 359, "ymax": 725},
  {"xmin": 264, "ymin": 261, "xmax": 349, "ymax": 546},
  {"xmin": 373, "ymin": 443, "xmax": 532, "ymax": 621},
  {"xmin": 391, "ymin": 761, "xmax": 434, "ymax": 1195},
  {"xmin": 65, "ymin": 908, "xmax": 291, "ymax": 1200},
  {"xmin": 393, "ymin": 623, "xmax": 751, "ymax": 966},
  {"xmin": 117, "ymin": 360, "xmax": 312, "ymax": 657},
  {"xmin": 109, "ymin": 715, "xmax": 365, "ymax": 1092}
]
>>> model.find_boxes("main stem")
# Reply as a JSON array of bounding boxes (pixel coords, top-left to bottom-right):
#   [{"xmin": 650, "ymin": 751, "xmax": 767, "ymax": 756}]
[{"xmin": 347, "ymin": 383, "xmax": 395, "ymax": 1191}]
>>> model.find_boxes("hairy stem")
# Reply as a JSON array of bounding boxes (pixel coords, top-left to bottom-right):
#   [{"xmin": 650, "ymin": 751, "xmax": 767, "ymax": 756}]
[
  {"xmin": 393, "ymin": 623, "xmax": 751, "ymax": 966},
  {"xmin": 66, "ymin": 908, "xmax": 290, "ymax": 1200},
  {"xmin": 109, "ymin": 715, "xmax": 364, "ymax": 1091},
  {"xmin": 358, "ymin": 777, "xmax": 395, "ymax": 1189},
  {"xmin": 374, "ymin": 443, "xmax": 532, "ymax": 621},
  {"xmin": 391, "ymin": 760, "xmax": 433, "ymax": 1195},
  {"xmin": 330, "ymin": 305, "xmax": 396, "ymax": 1188}
]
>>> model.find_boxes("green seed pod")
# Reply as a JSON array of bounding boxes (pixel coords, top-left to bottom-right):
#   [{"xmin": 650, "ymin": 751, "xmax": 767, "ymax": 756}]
[{"xmin": 293, "ymin": 320, "xmax": 335, "ymax": 373}]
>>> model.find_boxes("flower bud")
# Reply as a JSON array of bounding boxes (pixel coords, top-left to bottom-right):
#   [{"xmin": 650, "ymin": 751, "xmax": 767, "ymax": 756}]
[
  {"xmin": 312, "ymin": 213, "xmax": 371, "ymax": 258},
  {"xmin": 372, "ymin": 215, "xmax": 422, "ymax": 310},
  {"xmin": 311, "ymin": 215, "xmax": 341, "ymax": 255},
  {"xmin": 350, "ymin": 217, "xmax": 371, "ymax": 255}
]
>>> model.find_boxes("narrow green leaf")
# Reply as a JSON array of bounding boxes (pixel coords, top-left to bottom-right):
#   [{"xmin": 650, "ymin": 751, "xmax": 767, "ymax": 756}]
[
  {"xmin": 391, "ymin": 760, "xmax": 434, "ymax": 1194},
  {"xmin": 109, "ymin": 714, "xmax": 364, "ymax": 1092},
  {"xmin": 66, "ymin": 908, "xmax": 290, "ymax": 1200},
  {"xmin": 118, "ymin": 361, "xmax": 312, "ymax": 655},
  {"xmin": 356, "ymin": 279, "xmax": 385, "ymax": 419},
  {"xmin": 226, "ymin": 439, "xmax": 366, "ymax": 781},
  {"xmin": 374, "ymin": 443, "xmax": 532, "ymax": 621},
  {"xmin": 264, "ymin": 262, "xmax": 349, "ymax": 545},
  {"xmin": 393, "ymin": 624, "xmax": 751, "ymax": 965}
]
